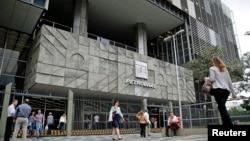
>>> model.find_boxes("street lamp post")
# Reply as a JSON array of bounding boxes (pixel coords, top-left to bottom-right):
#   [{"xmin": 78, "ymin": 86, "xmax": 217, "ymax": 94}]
[{"xmin": 163, "ymin": 29, "xmax": 185, "ymax": 129}]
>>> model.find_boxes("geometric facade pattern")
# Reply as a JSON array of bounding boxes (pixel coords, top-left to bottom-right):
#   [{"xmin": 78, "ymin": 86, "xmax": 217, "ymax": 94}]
[
  {"xmin": 176, "ymin": 0, "xmax": 239, "ymax": 63},
  {"xmin": 25, "ymin": 25, "xmax": 196, "ymax": 103}
]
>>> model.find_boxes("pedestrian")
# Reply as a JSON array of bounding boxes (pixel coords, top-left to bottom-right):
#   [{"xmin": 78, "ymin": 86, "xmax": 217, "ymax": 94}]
[
  {"xmin": 166, "ymin": 111, "xmax": 180, "ymax": 136},
  {"xmin": 3, "ymin": 99, "xmax": 18, "ymax": 141},
  {"xmin": 28, "ymin": 111, "xmax": 36, "ymax": 137},
  {"xmin": 143, "ymin": 109, "xmax": 151, "ymax": 136},
  {"xmin": 109, "ymin": 100, "xmax": 124, "ymax": 140},
  {"xmin": 93, "ymin": 114, "xmax": 100, "ymax": 129},
  {"xmin": 58, "ymin": 113, "xmax": 66, "ymax": 132},
  {"xmin": 136, "ymin": 110, "xmax": 147, "ymax": 138},
  {"xmin": 46, "ymin": 112, "xmax": 54, "ymax": 135},
  {"xmin": 150, "ymin": 117, "xmax": 154, "ymax": 128},
  {"xmin": 84, "ymin": 116, "xmax": 90, "ymax": 129},
  {"xmin": 154, "ymin": 117, "xmax": 158, "ymax": 128},
  {"xmin": 209, "ymin": 57, "xmax": 237, "ymax": 125},
  {"xmin": 35, "ymin": 109, "xmax": 45, "ymax": 139},
  {"xmin": 12, "ymin": 99, "xmax": 31, "ymax": 141}
]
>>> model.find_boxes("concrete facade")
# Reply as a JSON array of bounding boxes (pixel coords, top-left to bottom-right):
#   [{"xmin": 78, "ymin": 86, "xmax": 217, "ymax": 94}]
[{"xmin": 25, "ymin": 25, "xmax": 195, "ymax": 103}]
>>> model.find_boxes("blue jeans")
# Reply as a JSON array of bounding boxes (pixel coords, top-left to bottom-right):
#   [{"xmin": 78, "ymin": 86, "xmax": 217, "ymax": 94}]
[
  {"xmin": 36, "ymin": 122, "xmax": 42, "ymax": 137},
  {"xmin": 29, "ymin": 122, "xmax": 35, "ymax": 136}
]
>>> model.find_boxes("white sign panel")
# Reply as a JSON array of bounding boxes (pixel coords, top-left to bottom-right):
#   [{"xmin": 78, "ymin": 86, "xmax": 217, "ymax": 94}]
[{"xmin": 135, "ymin": 61, "xmax": 148, "ymax": 79}]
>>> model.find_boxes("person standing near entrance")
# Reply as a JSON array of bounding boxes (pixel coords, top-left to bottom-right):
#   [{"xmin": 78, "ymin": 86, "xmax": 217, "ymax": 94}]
[
  {"xmin": 12, "ymin": 98, "xmax": 31, "ymax": 141},
  {"xmin": 46, "ymin": 112, "xmax": 54, "ymax": 135},
  {"xmin": 154, "ymin": 117, "xmax": 158, "ymax": 128},
  {"xmin": 93, "ymin": 114, "xmax": 100, "ymax": 129},
  {"xmin": 150, "ymin": 117, "xmax": 154, "ymax": 128},
  {"xmin": 144, "ymin": 109, "xmax": 151, "ymax": 136},
  {"xmin": 35, "ymin": 109, "xmax": 45, "ymax": 139},
  {"xmin": 59, "ymin": 113, "xmax": 67, "ymax": 132},
  {"xmin": 109, "ymin": 100, "xmax": 124, "ymax": 140},
  {"xmin": 4, "ymin": 99, "xmax": 18, "ymax": 141},
  {"xmin": 28, "ymin": 111, "xmax": 36, "ymax": 137}
]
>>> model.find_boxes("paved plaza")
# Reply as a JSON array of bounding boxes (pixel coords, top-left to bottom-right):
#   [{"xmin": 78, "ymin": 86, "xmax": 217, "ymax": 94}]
[{"xmin": 1, "ymin": 133, "xmax": 208, "ymax": 141}]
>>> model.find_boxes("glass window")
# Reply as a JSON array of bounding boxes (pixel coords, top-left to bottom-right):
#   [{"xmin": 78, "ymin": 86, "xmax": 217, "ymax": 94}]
[
  {"xmin": 2, "ymin": 59, "xmax": 18, "ymax": 75},
  {"xmin": 4, "ymin": 49, "xmax": 19, "ymax": 60},
  {"xmin": 21, "ymin": 0, "xmax": 32, "ymax": 3},
  {"xmin": 2, "ymin": 58, "xmax": 26, "ymax": 77},
  {"xmin": 0, "ymin": 48, "xmax": 4, "ymax": 56},
  {"xmin": 0, "ymin": 74, "xmax": 24, "ymax": 88},
  {"xmin": 33, "ymin": 0, "xmax": 46, "ymax": 7},
  {"xmin": 185, "ymin": 55, "xmax": 190, "ymax": 62},
  {"xmin": 128, "ymin": 104, "xmax": 141, "ymax": 113}
]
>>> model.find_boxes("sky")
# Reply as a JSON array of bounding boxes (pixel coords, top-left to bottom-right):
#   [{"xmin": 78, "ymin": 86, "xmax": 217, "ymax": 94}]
[{"xmin": 221, "ymin": 0, "xmax": 250, "ymax": 56}]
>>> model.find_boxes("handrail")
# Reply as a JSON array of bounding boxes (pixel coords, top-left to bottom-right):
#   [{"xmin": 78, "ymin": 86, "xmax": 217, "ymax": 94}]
[{"xmin": 39, "ymin": 19, "xmax": 72, "ymax": 32}]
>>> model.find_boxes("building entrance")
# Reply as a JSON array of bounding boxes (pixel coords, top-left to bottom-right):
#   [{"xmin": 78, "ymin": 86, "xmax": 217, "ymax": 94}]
[{"xmin": 11, "ymin": 93, "xmax": 67, "ymax": 130}]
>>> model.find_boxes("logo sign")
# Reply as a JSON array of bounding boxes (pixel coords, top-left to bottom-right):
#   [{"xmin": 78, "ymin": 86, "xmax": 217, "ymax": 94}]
[{"xmin": 135, "ymin": 61, "xmax": 148, "ymax": 79}]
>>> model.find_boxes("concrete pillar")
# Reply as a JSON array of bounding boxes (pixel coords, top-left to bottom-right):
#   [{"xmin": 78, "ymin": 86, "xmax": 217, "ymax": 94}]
[
  {"xmin": 66, "ymin": 89, "xmax": 74, "ymax": 136},
  {"xmin": 168, "ymin": 101, "xmax": 173, "ymax": 112},
  {"xmin": 135, "ymin": 23, "xmax": 147, "ymax": 55},
  {"xmin": 142, "ymin": 98, "xmax": 147, "ymax": 111},
  {"xmin": 0, "ymin": 83, "xmax": 12, "ymax": 137},
  {"xmin": 73, "ymin": 0, "xmax": 88, "ymax": 36}
]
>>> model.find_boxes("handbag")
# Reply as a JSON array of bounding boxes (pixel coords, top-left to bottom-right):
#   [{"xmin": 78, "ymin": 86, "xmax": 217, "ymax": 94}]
[
  {"xmin": 108, "ymin": 113, "xmax": 113, "ymax": 122},
  {"xmin": 45, "ymin": 125, "xmax": 48, "ymax": 130},
  {"xmin": 201, "ymin": 77, "xmax": 212, "ymax": 96}
]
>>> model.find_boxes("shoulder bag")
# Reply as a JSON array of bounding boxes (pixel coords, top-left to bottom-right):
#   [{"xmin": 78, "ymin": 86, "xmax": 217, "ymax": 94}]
[{"xmin": 201, "ymin": 77, "xmax": 212, "ymax": 96}]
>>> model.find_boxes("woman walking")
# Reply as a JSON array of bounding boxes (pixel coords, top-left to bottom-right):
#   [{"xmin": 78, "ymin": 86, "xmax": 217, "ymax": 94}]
[
  {"xmin": 109, "ymin": 100, "xmax": 124, "ymax": 140},
  {"xmin": 58, "ymin": 113, "xmax": 67, "ymax": 132},
  {"xmin": 136, "ymin": 111, "xmax": 147, "ymax": 138},
  {"xmin": 209, "ymin": 57, "xmax": 237, "ymax": 125}
]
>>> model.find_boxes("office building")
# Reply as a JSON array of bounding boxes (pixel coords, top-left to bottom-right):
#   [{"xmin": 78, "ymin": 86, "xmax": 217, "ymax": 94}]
[{"xmin": 0, "ymin": 0, "xmax": 239, "ymax": 132}]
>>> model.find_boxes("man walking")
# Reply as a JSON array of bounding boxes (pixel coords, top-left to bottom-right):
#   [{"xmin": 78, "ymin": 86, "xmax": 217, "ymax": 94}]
[
  {"xmin": 4, "ymin": 99, "xmax": 18, "ymax": 141},
  {"xmin": 35, "ymin": 109, "xmax": 45, "ymax": 139},
  {"xmin": 12, "ymin": 99, "xmax": 31, "ymax": 141},
  {"xmin": 144, "ymin": 109, "xmax": 151, "ymax": 136}
]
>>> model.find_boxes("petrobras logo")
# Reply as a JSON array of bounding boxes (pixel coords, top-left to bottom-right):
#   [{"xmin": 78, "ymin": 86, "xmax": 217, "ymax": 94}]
[{"xmin": 135, "ymin": 61, "xmax": 148, "ymax": 79}]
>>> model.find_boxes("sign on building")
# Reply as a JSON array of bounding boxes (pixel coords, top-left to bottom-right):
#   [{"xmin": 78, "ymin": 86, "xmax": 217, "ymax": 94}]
[{"xmin": 135, "ymin": 61, "xmax": 148, "ymax": 79}]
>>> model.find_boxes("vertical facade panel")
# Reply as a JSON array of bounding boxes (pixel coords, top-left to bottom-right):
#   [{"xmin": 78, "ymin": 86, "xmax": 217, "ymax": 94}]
[
  {"xmin": 172, "ymin": 0, "xmax": 181, "ymax": 9},
  {"xmin": 187, "ymin": 0, "xmax": 196, "ymax": 19}
]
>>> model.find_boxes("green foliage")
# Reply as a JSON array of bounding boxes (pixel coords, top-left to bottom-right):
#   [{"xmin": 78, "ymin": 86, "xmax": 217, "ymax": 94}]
[
  {"xmin": 238, "ymin": 52, "xmax": 250, "ymax": 92},
  {"xmin": 184, "ymin": 46, "xmax": 244, "ymax": 83},
  {"xmin": 241, "ymin": 97, "xmax": 250, "ymax": 111},
  {"xmin": 228, "ymin": 107, "xmax": 246, "ymax": 116}
]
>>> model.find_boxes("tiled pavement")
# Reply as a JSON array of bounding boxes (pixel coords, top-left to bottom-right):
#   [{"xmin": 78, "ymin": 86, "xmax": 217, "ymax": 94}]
[{"xmin": 1, "ymin": 133, "xmax": 208, "ymax": 141}]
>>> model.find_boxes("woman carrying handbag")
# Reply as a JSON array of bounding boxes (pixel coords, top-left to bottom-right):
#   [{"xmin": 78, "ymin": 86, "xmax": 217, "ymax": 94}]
[{"xmin": 209, "ymin": 57, "xmax": 237, "ymax": 125}]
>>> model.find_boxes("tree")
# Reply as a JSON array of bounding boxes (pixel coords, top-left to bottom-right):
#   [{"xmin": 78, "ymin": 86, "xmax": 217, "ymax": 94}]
[
  {"xmin": 183, "ymin": 46, "xmax": 244, "ymax": 84},
  {"xmin": 241, "ymin": 97, "xmax": 250, "ymax": 111},
  {"xmin": 236, "ymin": 52, "xmax": 250, "ymax": 93}
]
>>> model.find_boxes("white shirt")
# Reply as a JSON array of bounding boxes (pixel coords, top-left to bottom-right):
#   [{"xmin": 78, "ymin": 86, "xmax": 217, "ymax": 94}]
[
  {"xmin": 7, "ymin": 104, "xmax": 15, "ymax": 117},
  {"xmin": 59, "ymin": 116, "xmax": 66, "ymax": 123},
  {"xmin": 167, "ymin": 115, "xmax": 178, "ymax": 125},
  {"xmin": 94, "ymin": 115, "xmax": 99, "ymax": 123},
  {"xmin": 144, "ymin": 112, "xmax": 151, "ymax": 124}
]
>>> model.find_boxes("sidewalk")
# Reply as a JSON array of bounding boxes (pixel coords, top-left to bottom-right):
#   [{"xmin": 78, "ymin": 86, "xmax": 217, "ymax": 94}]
[{"xmin": 1, "ymin": 133, "xmax": 208, "ymax": 141}]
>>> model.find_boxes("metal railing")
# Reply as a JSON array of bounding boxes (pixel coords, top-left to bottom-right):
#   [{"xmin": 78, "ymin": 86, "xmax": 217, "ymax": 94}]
[{"xmin": 34, "ymin": 19, "xmax": 137, "ymax": 52}]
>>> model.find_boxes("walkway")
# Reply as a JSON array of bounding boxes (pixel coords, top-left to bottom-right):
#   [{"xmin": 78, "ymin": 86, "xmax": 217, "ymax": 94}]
[{"xmin": 1, "ymin": 133, "xmax": 208, "ymax": 141}]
